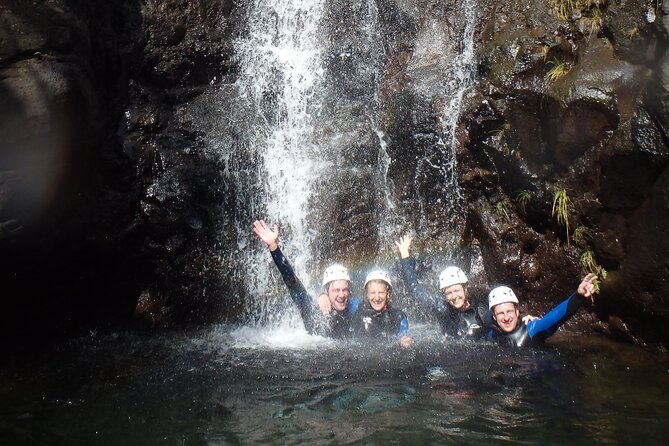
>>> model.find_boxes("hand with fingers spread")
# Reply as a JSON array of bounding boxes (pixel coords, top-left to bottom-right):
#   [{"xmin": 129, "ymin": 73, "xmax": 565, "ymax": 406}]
[
  {"xmin": 253, "ymin": 219, "xmax": 279, "ymax": 251},
  {"xmin": 578, "ymin": 273, "xmax": 598, "ymax": 298},
  {"xmin": 394, "ymin": 234, "xmax": 413, "ymax": 259}
]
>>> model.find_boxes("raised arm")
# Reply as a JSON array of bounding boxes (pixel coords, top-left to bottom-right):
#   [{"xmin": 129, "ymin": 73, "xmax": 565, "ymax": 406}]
[
  {"xmin": 396, "ymin": 235, "xmax": 443, "ymax": 310},
  {"xmin": 527, "ymin": 274, "xmax": 599, "ymax": 341},
  {"xmin": 252, "ymin": 219, "xmax": 319, "ymax": 333}
]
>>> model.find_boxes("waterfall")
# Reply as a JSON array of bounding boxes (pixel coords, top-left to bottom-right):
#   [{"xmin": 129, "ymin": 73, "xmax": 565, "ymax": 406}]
[
  {"xmin": 230, "ymin": 0, "xmax": 328, "ymax": 326},
  {"xmin": 438, "ymin": 0, "xmax": 477, "ymax": 205},
  {"xmin": 202, "ymin": 0, "xmax": 480, "ymax": 329}
]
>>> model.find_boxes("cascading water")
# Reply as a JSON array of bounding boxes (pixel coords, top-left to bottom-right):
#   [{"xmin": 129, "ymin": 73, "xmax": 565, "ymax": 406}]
[
  {"xmin": 437, "ymin": 0, "xmax": 478, "ymax": 207},
  {"xmin": 215, "ymin": 0, "xmax": 391, "ymax": 331},
  {"xmin": 207, "ymin": 0, "xmax": 480, "ymax": 332},
  {"xmin": 221, "ymin": 0, "xmax": 329, "ymax": 330}
]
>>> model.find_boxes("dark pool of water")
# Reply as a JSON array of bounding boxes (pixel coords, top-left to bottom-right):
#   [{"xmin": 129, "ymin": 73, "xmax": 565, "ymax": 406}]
[{"xmin": 1, "ymin": 324, "xmax": 668, "ymax": 445}]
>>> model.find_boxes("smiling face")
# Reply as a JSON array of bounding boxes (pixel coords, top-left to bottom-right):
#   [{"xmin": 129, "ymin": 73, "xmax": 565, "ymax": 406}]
[
  {"xmin": 442, "ymin": 283, "xmax": 469, "ymax": 310},
  {"xmin": 492, "ymin": 302, "xmax": 520, "ymax": 333},
  {"xmin": 365, "ymin": 280, "xmax": 389, "ymax": 312},
  {"xmin": 326, "ymin": 279, "xmax": 350, "ymax": 312}
]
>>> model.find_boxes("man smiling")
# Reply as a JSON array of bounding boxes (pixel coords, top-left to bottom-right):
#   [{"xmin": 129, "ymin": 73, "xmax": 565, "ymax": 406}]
[
  {"xmin": 486, "ymin": 273, "xmax": 598, "ymax": 347},
  {"xmin": 253, "ymin": 219, "xmax": 360, "ymax": 338}
]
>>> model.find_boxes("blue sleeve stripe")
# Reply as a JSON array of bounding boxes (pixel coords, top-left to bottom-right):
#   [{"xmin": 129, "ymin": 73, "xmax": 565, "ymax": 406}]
[
  {"xmin": 399, "ymin": 315, "xmax": 409, "ymax": 334},
  {"xmin": 527, "ymin": 292, "xmax": 584, "ymax": 340}
]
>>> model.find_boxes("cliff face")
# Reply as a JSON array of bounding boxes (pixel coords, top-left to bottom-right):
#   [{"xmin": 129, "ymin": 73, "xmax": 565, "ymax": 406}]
[
  {"xmin": 460, "ymin": 0, "xmax": 669, "ymax": 344},
  {"xmin": 0, "ymin": 0, "xmax": 235, "ymax": 344},
  {"xmin": 1, "ymin": 0, "xmax": 668, "ymax": 347}
]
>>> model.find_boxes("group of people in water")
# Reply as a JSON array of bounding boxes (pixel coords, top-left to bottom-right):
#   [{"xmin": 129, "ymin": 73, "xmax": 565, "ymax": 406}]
[{"xmin": 253, "ymin": 219, "xmax": 598, "ymax": 348}]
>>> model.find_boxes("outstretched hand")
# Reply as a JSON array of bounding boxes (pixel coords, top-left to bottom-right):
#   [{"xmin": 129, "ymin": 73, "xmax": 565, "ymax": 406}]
[
  {"xmin": 253, "ymin": 220, "xmax": 279, "ymax": 251},
  {"xmin": 394, "ymin": 234, "xmax": 413, "ymax": 259},
  {"xmin": 578, "ymin": 273, "xmax": 598, "ymax": 298}
]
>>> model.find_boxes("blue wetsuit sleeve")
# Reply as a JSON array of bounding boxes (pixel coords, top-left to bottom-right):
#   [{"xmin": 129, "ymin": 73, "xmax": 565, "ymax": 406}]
[
  {"xmin": 401, "ymin": 258, "xmax": 444, "ymax": 310},
  {"xmin": 270, "ymin": 247, "xmax": 315, "ymax": 328},
  {"xmin": 399, "ymin": 314, "xmax": 409, "ymax": 335},
  {"xmin": 350, "ymin": 297, "xmax": 361, "ymax": 315},
  {"xmin": 527, "ymin": 291, "xmax": 585, "ymax": 342}
]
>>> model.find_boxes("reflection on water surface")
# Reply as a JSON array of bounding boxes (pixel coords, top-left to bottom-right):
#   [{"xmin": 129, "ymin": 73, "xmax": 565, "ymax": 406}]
[{"xmin": 1, "ymin": 324, "xmax": 668, "ymax": 445}]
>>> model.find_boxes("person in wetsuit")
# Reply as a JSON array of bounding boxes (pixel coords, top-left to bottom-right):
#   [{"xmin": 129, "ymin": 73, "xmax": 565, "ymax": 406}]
[
  {"xmin": 353, "ymin": 270, "xmax": 413, "ymax": 348},
  {"xmin": 395, "ymin": 235, "xmax": 486, "ymax": 339},
  {"xmin": 253, "ymin": 219, "xmax": 361, "ymax": 338},
  {"xmin": 486, "ymin": 273, "xmax": 598, "ymax": 348}
]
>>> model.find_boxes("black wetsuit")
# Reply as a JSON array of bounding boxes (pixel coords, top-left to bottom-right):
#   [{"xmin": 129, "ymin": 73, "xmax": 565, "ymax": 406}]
[
  {"xmin": 400, "ymin": 258, "xmax": 486, "ymax": 339},
  {"xmin": 486, "ymin": 292, "xmax": 586, "ymax": 348},
  {"xmin": 352, "ymin": 304, "xmax": 409, "ymax": 340},
  {"xmin": 270, "ymin": 247, "xmax": 360, "ymax": 338}
]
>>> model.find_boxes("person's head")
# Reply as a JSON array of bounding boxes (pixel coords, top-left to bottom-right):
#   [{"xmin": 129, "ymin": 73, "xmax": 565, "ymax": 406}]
[
  {"xmin": 322, "ymin": 264, "xmax": 351, "ymax": 312},
  {"xmin": 439, "ymin": 266, "xmax": 469, "ymax": 311},
  {"xmin": 488, "ymin": 286, "xmax": 520, "ymax": 333},
  {"xmin": 364, "ymin": 270, "xmax": 392, "ymax": 312}
]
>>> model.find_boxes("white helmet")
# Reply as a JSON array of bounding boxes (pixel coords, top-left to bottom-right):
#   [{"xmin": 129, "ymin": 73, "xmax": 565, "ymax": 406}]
[
  {"xmin": 322, "ymin": 264, "xmax": 350, "ymax": 286},
  {"xmin": 364, "ymin": 270, "xmax": 392, "ymax": 290},
  {"xmin": 439, "ymin": 266, "xmax": 468, "ymax": 289},
  {"xmin": 488, "ymin": 286, "xmax": 519, "ymax": 309}
]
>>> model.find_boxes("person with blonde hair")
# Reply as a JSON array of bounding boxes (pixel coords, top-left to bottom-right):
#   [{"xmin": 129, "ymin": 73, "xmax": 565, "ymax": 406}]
[
  {"xmin": 395, "ymin": 235, "xmax": 486, "ymax": 339},
  {"xmin": 352, "ymin": 270, "xmax": 412, "ymax": 348}
]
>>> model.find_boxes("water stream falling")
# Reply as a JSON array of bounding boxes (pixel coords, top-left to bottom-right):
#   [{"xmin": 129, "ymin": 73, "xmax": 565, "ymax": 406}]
[
  {"xmin": 218, "ymin": 0, "xmax": 330, "ymax": 329},
  {"xmin": 410, "ymin": 1, "xmax": 478, "ymax": 237},
  {"xmin": 206, "ymin": 0, "xmax": 480, "ymax": 330}
]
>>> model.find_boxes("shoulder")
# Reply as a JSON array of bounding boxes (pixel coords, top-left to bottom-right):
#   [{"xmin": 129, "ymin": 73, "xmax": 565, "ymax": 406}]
[{"xmin": 349, "ymin": 297, "xmax": 362, "ymax": 314}]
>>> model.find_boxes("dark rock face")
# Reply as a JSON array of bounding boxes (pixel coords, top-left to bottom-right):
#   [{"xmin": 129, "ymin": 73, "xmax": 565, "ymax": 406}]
[
  {"xmin": 1, "ymin": 0, "xmax": 668, "ymax": 347},
  {"xmin": 454, "ymin": 0, "xmax": 669, "ymax": 344},
  {"xmin": 0, "ymin": 0, "xmax": 235, "ymax": 346}
]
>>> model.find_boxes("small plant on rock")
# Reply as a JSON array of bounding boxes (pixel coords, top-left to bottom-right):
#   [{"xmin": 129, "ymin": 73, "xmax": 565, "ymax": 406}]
[
  {"xmin": 549, "ymin": 0, "xmax": 578, "ymax": 21},
  {"xmin": 588, "ymin": 7, "xmax": 603, "ymax": 35},
  {"xmin": 496, "ymin": 202, "xmax": 510, "ymax": 220},
  {"xmin": 552, "ymin": 187, "xmax": 572, "ymax": 244},
  {"xmin": 490, "ymin": 122, "xmax": 511, "ymax": 141},
  {"xmin": 573, "ymin": 225, "xmax": 593, "ymax": 245},
  {"xmin": 546, "ymin": 58, "xmax": 570, "ymax": 85},
  {"xmin": 580, "ymin": 248, "xmax": 607, "ymax": 295},
  {"xmin": 542, "ymin": 44, "xmax": 550, "ymax": 62},
  {"xmin": 515, "ymin": 190, "xmax": 531, "ymax": 210}
]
